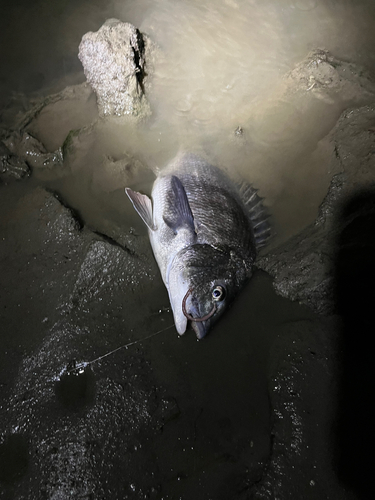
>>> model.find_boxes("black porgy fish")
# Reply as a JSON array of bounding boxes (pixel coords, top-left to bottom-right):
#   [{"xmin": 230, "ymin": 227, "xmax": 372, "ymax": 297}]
[{"xmin": 126, "ymin": 153, "xmax": 270, "ymax": 339}]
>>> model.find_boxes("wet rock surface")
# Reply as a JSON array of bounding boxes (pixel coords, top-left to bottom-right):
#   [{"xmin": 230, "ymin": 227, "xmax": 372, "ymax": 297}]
[
  {"xmin": 1, "ymin": 319, "xmax": 170, "ymax": 500},
  {"xmin": 252, "ymin": 317, "xmax": 343, "ymax": 500},
  {"xmin": 286, "ymin": 49, "xmax": 375, "ymax": 103},
  {"xmin": 258, "ymin": 103, "xmax": 375, "ymax": 315},
  {"xmin": 0, "ymin": 182, "xmax": 274, "ymax": 499},
  {"xmin": 1, "ymin": 44, "xmax": 375, "ymax": 500},
  {"xmin": 2, "ymin": 131, "xmax": 63, "ymax": 179},
  {"xmin": 0, "ymin": 182, "xmax": 165, "ymax": 499},
  {"xmin": 0, "ymin": 140, "xmax": 30, "ymax": 183},
  {"xmin": 0, "ymin": 83, "xmax": 98, "ymax": 184},
  {"xmin": 78, "ymin": 19, "xmax": 152, "ymax": 119},
  {"xmin": 253, "ymin": 102, "xmax": 375, "ymax": 500}
]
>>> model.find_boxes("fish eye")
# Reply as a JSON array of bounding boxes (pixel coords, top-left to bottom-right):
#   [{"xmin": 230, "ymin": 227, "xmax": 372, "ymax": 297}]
[{"xmin": 212, "ymin": 285, "xmax": 225, "ymax": 302}]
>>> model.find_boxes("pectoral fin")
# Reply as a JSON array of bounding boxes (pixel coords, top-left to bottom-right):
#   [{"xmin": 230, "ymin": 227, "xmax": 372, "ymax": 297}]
[
  {"xmin": 125, "ymin": 188, "xmax": 155, "ymax": 231},
  {"xmin": 163, "ymin": 175, "xmax": 195, "ymax": 234}
]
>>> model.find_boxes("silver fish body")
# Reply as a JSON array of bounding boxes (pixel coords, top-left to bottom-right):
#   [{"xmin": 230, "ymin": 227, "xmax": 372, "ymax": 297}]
[{"xmin": 126, "ymin": 153, "xmax": 269, "ymax": 338}]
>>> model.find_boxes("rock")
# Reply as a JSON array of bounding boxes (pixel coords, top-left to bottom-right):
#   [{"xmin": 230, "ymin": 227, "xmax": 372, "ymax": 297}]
[
  {"xmin": 2, "ymin": 131, "xmax": 63, "ymax": 180},
  {"xmin": 0, "ymin": 184, "xmax": 168, "ymax": 498},
  {"xmin": 258, "ymin": 175, "xmax": 340, "ymax": 315},
  {"xmin": 69, "ymin": 239, "xmax": 153, "ymax": 313},
  {"xmin": 1, "ymin": 318, "xmax": 167, "ymax": 500},
  {"xmin": 285, "ymin": 49, "xmax": 375, "ymax": 104},
  {"xmin": 252, "ymin": 317, "xmax": 345, "ymax": 500},
  {"xmin": 333, "ymin": 104, "xmax": 375, "ymax": 185},
  {"xmin": 0, "ymin": 139, "xmax": 30, "ymax": 182},
  {"xmin": 0, "ymin": 185, "xmax": 85, "ymax": 395},
  {"xmin": 78, "ymin": 19, "xmax": 152, "ymax": 119},
  {"xmin": 258, "ymin": 103, "xmax": 375, "ymax": 314}
]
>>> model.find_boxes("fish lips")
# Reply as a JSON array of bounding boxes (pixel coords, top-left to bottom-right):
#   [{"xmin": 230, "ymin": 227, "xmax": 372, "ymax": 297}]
[{"xmin": 190, "ymin": 314, "xmax": 211, "ymax": 340}]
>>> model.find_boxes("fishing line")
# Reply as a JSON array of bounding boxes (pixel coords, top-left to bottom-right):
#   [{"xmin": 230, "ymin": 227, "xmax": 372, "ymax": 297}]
[{"xmin": 67, "ymin": 323, "xmax": 175, "ymax": 375}]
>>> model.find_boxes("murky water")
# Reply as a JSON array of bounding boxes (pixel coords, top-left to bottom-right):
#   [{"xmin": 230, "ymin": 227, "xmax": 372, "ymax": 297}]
[{"xmin": 2, "ymin": 0, "xmax": 375, "ymax": 244}]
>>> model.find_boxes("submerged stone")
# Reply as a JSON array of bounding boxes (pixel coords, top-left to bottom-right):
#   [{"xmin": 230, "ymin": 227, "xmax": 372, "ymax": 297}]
[{"xmin": 286, "ymin": 49, "xmax": 375, "ymax": 103}]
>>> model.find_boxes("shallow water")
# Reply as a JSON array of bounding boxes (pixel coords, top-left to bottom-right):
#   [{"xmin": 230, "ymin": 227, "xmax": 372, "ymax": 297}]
[{"xmin": 2, "ymin": 0, "xmax": 375, "ymax": 244}]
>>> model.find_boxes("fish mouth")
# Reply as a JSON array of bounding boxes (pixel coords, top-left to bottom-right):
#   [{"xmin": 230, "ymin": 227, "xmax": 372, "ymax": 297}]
[
  {"xmin": 182, "ymin": 288, "xmax": 216, "ymax": 339},
  {"xmin": 191, "ymin": 320, "xmax": 209, "ymax": 340}
]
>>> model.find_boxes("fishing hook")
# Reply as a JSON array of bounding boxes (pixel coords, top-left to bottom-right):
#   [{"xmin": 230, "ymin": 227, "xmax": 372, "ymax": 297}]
[{"xmin": 182, "ymin": 288, "xmax": 217, "ymax": 322}]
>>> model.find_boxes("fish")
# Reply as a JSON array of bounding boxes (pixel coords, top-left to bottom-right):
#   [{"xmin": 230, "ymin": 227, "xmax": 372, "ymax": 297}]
[{"xmin": 125, "ymin": 153, "xmax": 270, "ymax": 339}]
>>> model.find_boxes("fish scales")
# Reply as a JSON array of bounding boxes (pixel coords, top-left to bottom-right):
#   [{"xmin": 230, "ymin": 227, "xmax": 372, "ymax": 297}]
[{"xmin": 182, "ymin": 177, "xmax": 255, "ymax": 250}]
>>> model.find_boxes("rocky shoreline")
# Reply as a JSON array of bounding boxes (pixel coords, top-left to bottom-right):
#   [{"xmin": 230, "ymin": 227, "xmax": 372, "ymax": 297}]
[{"xmin": 1, "ymin": 19, "xmax": 375, "ymax": 500}]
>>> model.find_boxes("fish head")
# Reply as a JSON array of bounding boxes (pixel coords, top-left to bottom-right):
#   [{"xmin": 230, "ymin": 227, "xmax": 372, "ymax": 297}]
[{"xmin": 168, "ymin": 244, "xmax": 253, "ymax": 339}]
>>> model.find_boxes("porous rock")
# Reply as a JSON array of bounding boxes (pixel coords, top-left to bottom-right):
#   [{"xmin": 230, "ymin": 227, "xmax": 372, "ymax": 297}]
[{"xmin": 78, "ymin": 18, "xmax": 151, "ymax": 118}]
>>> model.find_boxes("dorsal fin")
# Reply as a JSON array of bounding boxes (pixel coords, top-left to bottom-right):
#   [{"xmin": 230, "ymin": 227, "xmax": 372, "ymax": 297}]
[
  {"xmin": 237, "ymin": 180, "xmax": 271, "ymax": 249},
  {"xmin": 163, "ymin": 175, "xmax": 195, "ymax": 234},
  {"xmin": 125, "ymin": 187, "xmax": 155, "ymax": 231}
]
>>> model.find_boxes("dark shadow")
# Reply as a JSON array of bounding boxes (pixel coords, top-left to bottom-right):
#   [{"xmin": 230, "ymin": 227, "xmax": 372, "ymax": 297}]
[
  {"xmin": 0, "ymin": 434, "xmax": 29, "ymax": 485},
  {"xmin": 334, "ymin": 188, "xmax": 375, "ymax": 499},
  {"xmin": 55, "ymin": 362, "xmax": 96, "ymax": 412}
]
